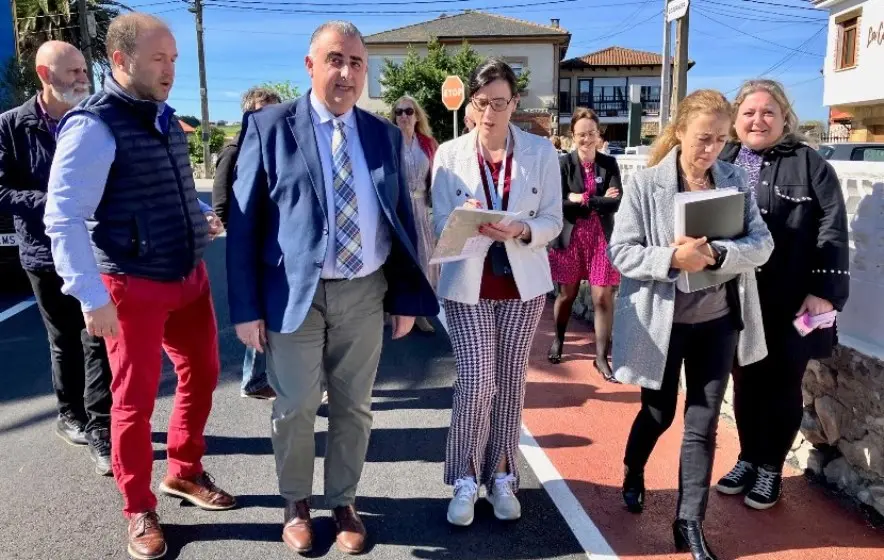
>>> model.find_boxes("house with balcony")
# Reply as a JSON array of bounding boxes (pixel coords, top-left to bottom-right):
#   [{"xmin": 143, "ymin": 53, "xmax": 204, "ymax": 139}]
[
  {"xmin": 558, "ymin": 47, "xmax": 687, "ymax": 144},
  {"xmin": 815, "ymin": 0, "xmax": 884, "ymax": 142},
  {"xmin": 359, "ymin": 10, "xmax": 571, "ymax": 135}
]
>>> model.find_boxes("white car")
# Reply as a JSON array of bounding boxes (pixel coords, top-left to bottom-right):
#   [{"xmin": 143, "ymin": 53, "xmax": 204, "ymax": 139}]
[{"xmin": 817, "ymin": 142, "xmax": 884, "ymax": 161}]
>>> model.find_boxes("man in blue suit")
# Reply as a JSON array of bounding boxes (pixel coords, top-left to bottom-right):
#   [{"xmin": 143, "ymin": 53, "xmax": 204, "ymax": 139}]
[{"xmin": 227, "ymin": 20, "xmax": 439, "ymax": 555}]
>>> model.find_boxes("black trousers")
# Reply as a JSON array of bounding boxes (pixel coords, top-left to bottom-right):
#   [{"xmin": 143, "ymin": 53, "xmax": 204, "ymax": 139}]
[
  {"xmin": 733, "ymin": 316, "xmax": 811, "ymax": 471},
  {"xmin": 26, "ymin": 269, "xmax": 112, "ymax": 433},
  {"xmin": 624, "ymin": 316, "xmax": 738, "ymax": 521}
]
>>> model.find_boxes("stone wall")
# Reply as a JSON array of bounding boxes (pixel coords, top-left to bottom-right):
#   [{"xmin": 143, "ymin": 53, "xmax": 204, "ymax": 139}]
[
  {"xmin": 572, "ymin": 155, "xmax": 884, "ymax": 518},
  {"xmin": 800, "ymin": 348, "xmax": 884, "ymax": 517}
]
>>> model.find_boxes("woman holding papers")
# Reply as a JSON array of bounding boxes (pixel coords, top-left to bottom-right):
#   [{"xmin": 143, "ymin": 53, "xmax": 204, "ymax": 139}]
[
  {"xmin": 430, "ymin": 58, "xmax": 562, "ymax": 527},
  {"xmin": 608, "ymin": 90, "xmax": 773, "ymax": 560},
  {"xmin": 391, "ymin": 95, "xmax": 440, "ymax": 332},
  {"xmin": 715, "ymin": 79, "xmax": 850, "ymax": 510},
  {"xmin": 548, "ymin": 107, "xmax": 622, "ymax": 381}
]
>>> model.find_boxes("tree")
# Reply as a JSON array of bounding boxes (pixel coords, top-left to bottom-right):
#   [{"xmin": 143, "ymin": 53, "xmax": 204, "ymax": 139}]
[
  {"xmin": 260, "ymin": 80, "xmax": 300, "ymax": 102},
  {"xmin": 14, "ymin": 0, "xmax": 131, "ymax": 89},
  {"xmin": 188, "ymin": 126, "xmax": 227, "ymax": 165},
  {"xmin": 380, "ymin": 39, "xmax": 530, "ymax": 140},
  {"xmin": 0, "ymin": 57, "xmax": 40, "ymax": 112},
  {"xmin": 178, "ymin": 115, "xmax": 201, "ymax": 128}
]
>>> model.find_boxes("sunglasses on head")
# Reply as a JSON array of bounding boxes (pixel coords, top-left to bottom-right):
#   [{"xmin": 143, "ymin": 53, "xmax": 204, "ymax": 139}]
[{"xmin": 394, "ymin": 107, "xmax": 415, "ymax": 116}]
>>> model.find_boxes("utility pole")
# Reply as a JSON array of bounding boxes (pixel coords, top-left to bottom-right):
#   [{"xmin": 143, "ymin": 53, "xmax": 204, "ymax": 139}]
[
  {"xmin": 660, "ymin": 0, "xmax": 672, "ymax": 128},
  {"xmin": 671, "ymin": 7, "xmax": 690, "ymax": 113},
  {"xmin": 77, "ymin": 0, "xmax": 94, "ymax": 92},
  {"xmin": 190, "ymin": 0, "xmax": 212, "ymax": 178}
]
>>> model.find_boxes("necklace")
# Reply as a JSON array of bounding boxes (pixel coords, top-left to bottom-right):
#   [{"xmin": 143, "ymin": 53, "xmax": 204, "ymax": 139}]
[{"xmin": 682, "ymin": 174, "xmax": 710, "ymax": 189}]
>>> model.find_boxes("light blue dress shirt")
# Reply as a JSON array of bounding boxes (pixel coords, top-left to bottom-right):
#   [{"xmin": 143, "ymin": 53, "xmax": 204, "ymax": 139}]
[
  {"xmin": 44, "ymin": 103, "xmax": 212, "ymax": 312},
  {"xmin": 309, "ymin": 92, "xmax": 391, "ymax": 279}
]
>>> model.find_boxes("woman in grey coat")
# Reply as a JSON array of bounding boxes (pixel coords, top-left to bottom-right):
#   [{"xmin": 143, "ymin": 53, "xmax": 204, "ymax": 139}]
[{"xmin": 608, "ymin": 90, "xmax": 773, "ymax": 560}]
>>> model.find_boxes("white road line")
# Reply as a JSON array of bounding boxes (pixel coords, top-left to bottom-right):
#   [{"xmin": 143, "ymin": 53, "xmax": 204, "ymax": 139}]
[
  {"xmin": 0, "ymin": 298, "xmax": 36, "ymax": 323},
  {"xmin": 435, "ymin": 303, "xmax": 619, "ymax": 559},
  {"xmin": 520, "ymin": 425, "xmax": 619, "ymax": 559}
]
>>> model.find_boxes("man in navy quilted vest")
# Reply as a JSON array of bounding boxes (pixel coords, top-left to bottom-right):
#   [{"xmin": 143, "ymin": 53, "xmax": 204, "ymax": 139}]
[{"xmin": 44, "ymin": 13, "xmax": 232, "ymax": 560}]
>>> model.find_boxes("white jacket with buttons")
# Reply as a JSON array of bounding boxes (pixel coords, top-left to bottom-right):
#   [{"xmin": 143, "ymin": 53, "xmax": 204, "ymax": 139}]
[{"xmin": 430, "ymin": 124, "xmax": 563, "ymax": 304}]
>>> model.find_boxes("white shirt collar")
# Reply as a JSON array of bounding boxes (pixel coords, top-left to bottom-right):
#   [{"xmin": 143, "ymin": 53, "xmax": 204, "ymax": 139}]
[{"xmin": 309, "ymin": 90, "xmax": 355, "ymax": 129}]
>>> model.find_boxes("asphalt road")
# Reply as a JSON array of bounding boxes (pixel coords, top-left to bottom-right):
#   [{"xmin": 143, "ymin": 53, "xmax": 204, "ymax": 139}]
[{"xmin": 0, "ymin": 202, "xmax": 586, "ymax": 559}]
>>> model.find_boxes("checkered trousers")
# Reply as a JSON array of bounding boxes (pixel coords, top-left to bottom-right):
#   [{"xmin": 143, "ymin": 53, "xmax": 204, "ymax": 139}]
[{"xmin": 443, "ymin": 296, "xmax": 546, "ymax": 492}]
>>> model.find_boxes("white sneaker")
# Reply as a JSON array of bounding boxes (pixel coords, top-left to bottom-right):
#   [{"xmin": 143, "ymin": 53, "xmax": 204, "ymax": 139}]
[
  {"xmin": 447, "ymin": 477, "xmax": 479, "ymax": 526},
  {"xmin": 487, "ymin": 474, "xmax": 521, "ymax": 520}
]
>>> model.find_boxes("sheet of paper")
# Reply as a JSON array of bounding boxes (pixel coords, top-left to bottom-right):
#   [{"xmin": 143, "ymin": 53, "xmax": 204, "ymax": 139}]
[{"xmin": 430, "ymin": 207, "xmax": 522, "ymax": 264}]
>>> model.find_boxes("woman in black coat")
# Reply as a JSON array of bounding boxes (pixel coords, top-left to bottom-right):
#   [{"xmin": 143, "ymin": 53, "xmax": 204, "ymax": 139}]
[
  {"xmin": 715, "ymin": 79, "xmax": 850, "ymax": 510},
  {"xmin": 547, "ymin": 108, "xmax": 622, "ymax": 381}
]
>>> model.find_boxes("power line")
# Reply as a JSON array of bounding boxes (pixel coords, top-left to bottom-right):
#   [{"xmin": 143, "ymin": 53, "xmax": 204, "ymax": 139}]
[
  {"xmin": 204, "ymin": 0, "xmax": 584, "ymax": 15},
  {"xmin": 695, "ymin": 0, "xmax": 826, "ymax": 21},
  {"xmin": 693, "ymin": 2, "xmax": 826, "ymax": 23},
  {"xmin": 566, "ymin": 9, "xmax": 663, "ymax": 48},
  {"xmin": 760, "ymin": 25, "xmax": 826, "ymax": 77},
  {"xmin": 785, "ymin": 75, "xmax": 822, "ymax": 88},
  {"xmin": 695, "ymin": 10, "xmax": 825, "ymax": 57},
  {"xmin": 718, "ymin": 0, "xmax": 823, "ymax": 12}
]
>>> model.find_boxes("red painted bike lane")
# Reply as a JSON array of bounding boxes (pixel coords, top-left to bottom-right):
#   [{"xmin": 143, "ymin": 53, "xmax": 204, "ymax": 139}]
[{"xmin": 522, "ymin": 307, "xmax": 883, "ymax": 559}]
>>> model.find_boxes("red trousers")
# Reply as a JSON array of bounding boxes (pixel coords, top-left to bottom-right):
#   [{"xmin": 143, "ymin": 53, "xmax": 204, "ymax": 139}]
[{"xmin": 101, "ymin": 262, "xmax": 220, "ymax": 518}]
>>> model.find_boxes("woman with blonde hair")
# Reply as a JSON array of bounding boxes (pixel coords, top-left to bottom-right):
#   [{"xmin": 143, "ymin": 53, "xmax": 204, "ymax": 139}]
[
  {"xmin": 714, "ymin": 80, "xmax": 849, "ymax": 510},
  {"xmin": 391, "ymin": 95, "xmax": 440, "ymax": 332},
  {"xmin": 610, "ymin": 89, "xmax": 773, "ymax": 559}
]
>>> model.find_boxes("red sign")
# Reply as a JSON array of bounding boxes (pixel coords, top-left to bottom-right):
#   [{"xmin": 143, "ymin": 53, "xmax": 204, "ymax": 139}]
[{"xmin": 441, "ymin": 75, "xmax": 465, "ymax": 111}]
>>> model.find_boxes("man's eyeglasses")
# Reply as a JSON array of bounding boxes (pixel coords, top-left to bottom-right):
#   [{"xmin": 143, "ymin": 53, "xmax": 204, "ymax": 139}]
[
  {"xmin": 394, "ymin": 107, "xmax": 415, "ymax": 116},
  {"xmin": 471, "ymin": 96, "xmax": 515, "ymax": 112}
]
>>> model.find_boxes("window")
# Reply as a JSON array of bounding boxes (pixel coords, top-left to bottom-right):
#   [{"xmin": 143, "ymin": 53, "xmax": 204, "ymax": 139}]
[
  {"xmin": 836, "ymin": 15, "xmax": 860, "ymax": 70},
  {"xmin": 640, "ymin": 86, "xmax": 661, "ymax": 102},
  {"xmin": 559, "ymin": 78, "xmax": 571, "ymax": 113},
  {"xmin": 368, "ymin": 55, "xmax": 404, "ymax": 98},
  {"xmin": 817, "ymin": 145, "xmax": 835, "ymax": 160},
  {"xmin": 577, "ymin": 79, "xmax": 592, "ymax": 107},
  {"xmin": 851, "ymin": 147, "xmax": 884, "ymax": 162},
  {"xmin": 509, "ymin": 62, "xmax": 525, "ymax": 77}
]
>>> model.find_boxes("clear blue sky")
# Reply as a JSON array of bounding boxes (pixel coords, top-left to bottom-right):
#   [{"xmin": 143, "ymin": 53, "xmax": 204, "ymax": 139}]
[{"xmin": 135, "ymin": 0, "xmax": 829, "ymax": 124}]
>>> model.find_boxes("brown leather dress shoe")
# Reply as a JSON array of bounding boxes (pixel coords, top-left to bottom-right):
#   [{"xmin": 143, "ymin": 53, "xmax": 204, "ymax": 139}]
[
  {"xmin": 127, "ymin": 511, "xmax": 167, "ymax": 560},
  {"xmin": 159, "ymin": 471, "xmax": 237, "ymax": 510},
  {"xmin": 282, "ymin": 499, "xmax": 313, "ymax": 554},
  {"xmin": 333, "ymin": 505, "xmax": 367, "ymax": 555}
]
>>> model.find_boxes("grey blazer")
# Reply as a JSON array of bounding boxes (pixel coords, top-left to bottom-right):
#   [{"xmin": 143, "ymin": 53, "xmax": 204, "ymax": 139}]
[{"xmin": 608, "ymin": 148, "xmax": 775, "ymax": 390}]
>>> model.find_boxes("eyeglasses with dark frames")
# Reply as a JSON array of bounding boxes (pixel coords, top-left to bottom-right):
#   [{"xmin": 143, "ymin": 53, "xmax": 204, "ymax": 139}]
[
  {"xmin": 394, "ymin": 107, "xmax": 415, "ymax": 116},
  {"xmin": 470, "ymin": 96, "xmax": 515, "ymax": 112}
]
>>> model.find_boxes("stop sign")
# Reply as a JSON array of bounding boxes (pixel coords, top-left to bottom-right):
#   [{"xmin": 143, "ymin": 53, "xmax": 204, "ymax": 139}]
[{"xmin": 441, "ymin": 75, "xmax": 465, "ymax": 111}]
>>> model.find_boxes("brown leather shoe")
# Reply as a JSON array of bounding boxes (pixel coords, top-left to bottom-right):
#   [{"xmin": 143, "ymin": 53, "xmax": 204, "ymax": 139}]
[
  {"xmin": 333, "ymin": 505, "xmax": 367, "ymax": 555},
  {"xmin": 127, "ymin": 511, "xmax": 167, "ymax": 560},
  {"xmin": 282, "ymin": 499, "xmax": 313, "ymax": 554},
  {"xmin": 159, "ymin": 471, "xmax": 237, "ymax": 510}
]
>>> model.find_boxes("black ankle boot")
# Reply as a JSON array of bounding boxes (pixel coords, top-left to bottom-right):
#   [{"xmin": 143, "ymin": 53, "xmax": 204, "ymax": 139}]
[
  {"xmin": 673, "ymin": 519, "xmax": 718, "ymax": 560},
  {"xmin": 548, "ymin": 337, "xmax": 564, "ymax": 364},
  {"xmin": 622, "ymin": 467, "xmax": 645, "ymax": 513}
]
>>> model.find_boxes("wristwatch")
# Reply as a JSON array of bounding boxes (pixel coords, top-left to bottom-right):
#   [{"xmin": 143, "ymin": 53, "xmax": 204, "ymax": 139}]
[{"xmin": 709, "ymin": 243, "xmax": 727, "ymax": 270}]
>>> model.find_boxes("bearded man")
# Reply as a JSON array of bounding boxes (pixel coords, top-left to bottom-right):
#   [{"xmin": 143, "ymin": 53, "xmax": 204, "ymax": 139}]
[{"xmin": 0, "ymin": 41, "xmax": 113, "ymax": 476}]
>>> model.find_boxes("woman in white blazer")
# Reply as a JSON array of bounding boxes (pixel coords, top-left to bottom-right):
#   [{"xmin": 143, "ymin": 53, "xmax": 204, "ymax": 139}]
[{"xmin": 431, "ymin": 59, "xmax": 562, "ymax": 527}]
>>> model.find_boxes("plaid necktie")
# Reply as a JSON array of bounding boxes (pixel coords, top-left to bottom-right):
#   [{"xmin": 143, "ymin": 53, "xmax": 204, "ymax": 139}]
[{"xmin": 331, "ymin": 119, "xmax": 363, "ymax": 277}]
